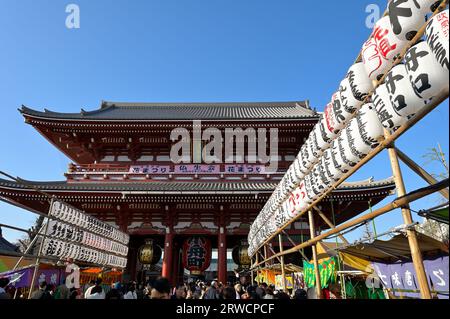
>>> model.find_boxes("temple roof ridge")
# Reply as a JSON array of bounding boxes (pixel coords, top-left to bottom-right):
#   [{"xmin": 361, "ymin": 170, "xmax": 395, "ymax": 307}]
[{"xmin": 19, "ymin": 100, "xmax": 318, "ymax": 121}]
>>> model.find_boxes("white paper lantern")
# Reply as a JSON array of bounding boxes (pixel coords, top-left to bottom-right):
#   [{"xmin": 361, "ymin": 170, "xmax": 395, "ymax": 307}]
[
  {"xmin": 327, "ymin": 92, "xmax": 347, "ymax": 132},
  {"xmin": 313, "ymin": 123, "xmax": 331, "ymax": 152},
  {"xmin": 321, "ymin": 150, "xmax": 341, "ymax": 183},
  {"xmin": 372, "ymin": 84, "xmax": 408, "ymax": 131},
  {"xmin": 308, "ymin": 129, "xmax": 323, "ymax": 160},
  {"xmin": 292, "ymin": 157, "xmax": 307, "ymax": 181},
  {"xmin": 405, "ymin": 41, "xmax": 450, "ymax": 100},
  {"xmin": 425, "ymin": 9, "xmax": 449, "ymax": 71},
  {"xmin": 338, "ymin": 132, "xmax": 360, "ymax": 167},
  {"xmin": 385, "ymin": 63, "xmax": 426, "ymax": 117},
  {"xmin": 346, "ymin": 118, "xmax": 372, "ymax": 159},
  {"xmin": 362, "ymin": 16, "xmax": 408, "ymax": 80},
  {"xmin": 330, "ymin": 139, "xmax": 351, "ymax": 175},
  {"xmin": 338, "ymin": 77, "xmax": 364, "ymax": 124},
  {"xmin": 323, "ymin": 99, "xmax": 341, "ymax": 137},
  {"xmin": 388, "ymin": 0, "xmax": 440, "ymax": 41},
  {"xmin": 347, "ymin": 62, "xmax": 374, "ymax": 101},
  {"xmin": 357, "ymin": 103, "xmax": 384, "ymax": 148}
]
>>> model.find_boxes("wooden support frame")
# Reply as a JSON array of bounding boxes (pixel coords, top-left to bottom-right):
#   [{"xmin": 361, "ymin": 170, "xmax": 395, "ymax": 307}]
[
  {"xmin": 386, "ymin": 139, "xmax": 432, "ymax": 299},
  {"xmin": 282, "ymin": 230, "xmax": 309, "ymax": 261},
  {"xmin": 313, "ymin": 206, "xmax": 349, "ymax": 244},
  {"xmin": 250, "ymin": 178, "xmax": 448, "ymax": 268},
  {"xmin": 395, "ymin": 147, "xmax": 449, "ymax": 200}
]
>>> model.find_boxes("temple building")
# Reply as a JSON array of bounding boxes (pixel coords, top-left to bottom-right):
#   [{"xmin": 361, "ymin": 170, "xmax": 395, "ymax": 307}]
[{"xmin": 0, "ymin": 101, "xmax": 395, "ymax": 284}]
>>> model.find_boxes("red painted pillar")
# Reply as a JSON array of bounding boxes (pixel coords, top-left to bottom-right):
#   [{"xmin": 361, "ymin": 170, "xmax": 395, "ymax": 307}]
[
  {"xmin": 218, "ymin": 226, "xmax": 227, "ymax": 284},
  {"xmin": 162, "ymin": 228, "xmax": 174, "ymax": 281},
  {"xmin": 171, "ymin": 244, "xmax": 180, "ymax": 287}
]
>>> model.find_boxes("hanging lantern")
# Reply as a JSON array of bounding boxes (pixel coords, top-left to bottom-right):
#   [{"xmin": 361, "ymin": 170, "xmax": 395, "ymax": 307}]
[
  {"xmin": 182, "ymin": 237, "xmax": 212, "ymax": 276},
  {"xmin": 232, "ymin": 241, "xmax": 252, "ymax": 268},
  {"xmin": 372, "ymin": 84, "xmax": 408, "ymax": 132},
  {"xmin": 336, "ymin": 133, "xmax": 359, "ymax": 169},
  {"xmin": 405, "ymin": 41, "xmax": 449, "ymax": 100},
  {"xmin": 338, "ymin": 77, "xmax": 363, "ymax": 125},
  {"xmin": 385, "ymin": 63, "xmax": 426, "ymax": 118},
  {"xmin": 388, "ymin": 0, "xmax": 439, "ymax": 41},
  {"xmin": 425, "ymin": 9, "xmax": 449, "ymax": 71},
  {"xmin": 330, "ymin": 140, "xmax": 350, "ymax": 176},
  {"xmin": 347, "ymin": 62, "xmax": 374, "ymax": 102},
  {"xmin": 362, "ymin": 16, "xmax": 408, "ymax": 80},
  {"xmin": 329, "ymin": 91, "xmax": 347, "ymax": 132},
  {"xmin": 138, "ymin": 239, "xmax": 162, "ymax": 265},
  {"xmin": 322, "ymin": 99, "xmax": 340, "ymax": 138}
]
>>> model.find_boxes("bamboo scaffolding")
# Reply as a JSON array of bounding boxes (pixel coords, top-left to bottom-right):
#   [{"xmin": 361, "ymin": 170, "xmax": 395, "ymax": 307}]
[
  {"xmin": 385, "ymin": 138, "xmax": 432, "ymax": 299},
  {"xmin": 395, "ymin": 147, "xmax": 449, "ymax": 200},
  {"xmin": 251, "ymin": 178, "xmax": 449, "ymax": 268}
]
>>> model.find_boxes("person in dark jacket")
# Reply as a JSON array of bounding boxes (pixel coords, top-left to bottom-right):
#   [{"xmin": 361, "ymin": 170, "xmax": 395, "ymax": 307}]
[{"xmin": 203, "ymin": 281, "xmax": 220, "ymax": 300}]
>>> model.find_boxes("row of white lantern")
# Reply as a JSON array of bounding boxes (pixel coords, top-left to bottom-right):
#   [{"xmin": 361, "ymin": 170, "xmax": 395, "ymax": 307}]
[
  {"xmin": 248, "ymin": 61, "xmax": 376, "ymax": 245},
  {"xmin": 248, "ymin": 7, "xmax": 449, "ymax": 255},
  {"xmin": 373, "ymin": 11, "xmax": 449, "ymax": 132},
  {"xmin": 46, "ymin": 220, "xmax": 129, "ymax": 257},
  {"xmin": 41, "ymin": 238, "xmax": 127, "ymax": 268},
  {"xmin": 362, "ymin": 0, "xmax": 441, "ymax": 81},
  {"xmin": 50, "ymin": 200, "xmax": 129, "ymax": 245},
  {"xmin": 248, "ymin": 104, "xmax": 384, "ymax": 256}
]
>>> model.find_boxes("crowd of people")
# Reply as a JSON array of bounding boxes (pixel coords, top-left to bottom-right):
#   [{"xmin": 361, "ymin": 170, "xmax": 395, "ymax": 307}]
[{"xmin": 0, "ymin": 275, "xmax": 321, "ymax": 300}]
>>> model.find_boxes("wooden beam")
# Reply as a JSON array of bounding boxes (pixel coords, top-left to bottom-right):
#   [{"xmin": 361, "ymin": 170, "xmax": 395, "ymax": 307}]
[
  {"xmin": 313, "ymin": 206, "xmax": 349, "ymax": 244},
  {"xmin": 308, "ymin": 210, "xmax": 323, "ymax": 299},
  {"xmin": 386, "ymin": 140, "xmax": 432, "ymax": 299},
  {"xmin": 278, "ymin": 234, "xmax": 287, "ymax": 293},
  {"xmin": 395, "ymin": 147, "xmax": 449, "ymax": 200}
]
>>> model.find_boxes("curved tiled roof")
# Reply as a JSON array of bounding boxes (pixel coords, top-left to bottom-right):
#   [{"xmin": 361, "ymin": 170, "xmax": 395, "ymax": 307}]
[
  {"xmin": 20, "ymin": 101, "xmax": 318, "ymax": 121},
  {"xmin": 0, "ymin": 177, "xmax": 395, "ymax": 194}
]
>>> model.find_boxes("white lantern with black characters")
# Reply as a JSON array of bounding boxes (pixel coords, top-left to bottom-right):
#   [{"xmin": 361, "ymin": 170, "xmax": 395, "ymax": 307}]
[
  {"xmin": 385, "ymin": 63, "xmax": 426, "ymax": 118},
  {"xmin": 425, "ymin": 9, "xmax": 449, "ymax": 72},
  {"xmin": 388, "ymin": 0, "xmax": 441, "ymax": 41},
  {"xmin": 373, "ymin": 84, "xmax": 408, "ymax": 132},
  {"xmin": 405, "ymin": 41, "xmax": 449, "ymax": 100},
  {"xmin": 347, "ymin": 62, "xmax": 374, "ymax": 102},
  {"xmin": 362, "ymin": 16, "xmax": 408, "ymax": 80}
]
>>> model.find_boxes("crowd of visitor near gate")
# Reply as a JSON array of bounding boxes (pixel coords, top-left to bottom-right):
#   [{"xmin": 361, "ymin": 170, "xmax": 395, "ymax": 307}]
[{"xmin": 0, "ymin": 276, "xmax": 341, "ymax": 300}]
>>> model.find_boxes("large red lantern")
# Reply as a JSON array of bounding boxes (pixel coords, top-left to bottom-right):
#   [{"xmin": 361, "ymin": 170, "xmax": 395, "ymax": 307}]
[{"xmin": 182, "ymin": 237, "xmax": 212, "ymax": 276}]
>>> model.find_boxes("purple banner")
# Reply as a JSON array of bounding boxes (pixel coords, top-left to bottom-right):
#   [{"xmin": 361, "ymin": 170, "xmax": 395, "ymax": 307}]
[
  {"xmin": 224, "ymin": 165, "xmax": 265, "ymax": 174},
  {"xmin": 372, "ymin": 255, "xmax": 448, "ymax": 299},
  {"xmin": 1, "ymin": 267, "xmax": 62, "ymax": 289},
  {"xmin": 129, "ymin": 165, "xmax": 170, "ymax": 174},
  {"xmin": 174, "ymin": 164, "xmax": 220, "ymax": 174}
]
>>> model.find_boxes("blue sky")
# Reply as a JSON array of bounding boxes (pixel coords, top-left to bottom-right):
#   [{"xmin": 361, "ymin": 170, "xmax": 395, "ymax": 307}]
[{"xmin": 0, "ymin": 0, "xmax": 448, "ymax": 244}]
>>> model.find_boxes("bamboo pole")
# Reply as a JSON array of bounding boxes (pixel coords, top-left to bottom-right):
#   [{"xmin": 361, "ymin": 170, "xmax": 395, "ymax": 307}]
[
  {"xmin": 278, "ymin": 234, "xmax": 287, "ymax": 293},
  {"xmin": 267, "ymin": 244, "xmax": 283, "ymax": 264},
  {"xmin": 395, "ymin": 147, "xmax": 449, "ymax": 200},
  {"xmin": 27, "ymin": 209, "xmax": 52, "ymax": 299},
  {"xmin": 385, "ymin": 139, "xmax": 432, "ymax": 299},
  {"xmin": 255, "ymin": 253, "xmax": 259, "ymax": 284},
  {"xmin": 308, "ymin": 210, "xmax": 323, "ymax": 299},
  {"xmin": 250, "ymin": 178, "xmax": 448, "ymax": 268},
  {"xmin": 313, "ymin": 206, "xmax": 349, "ymax": 244}
]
